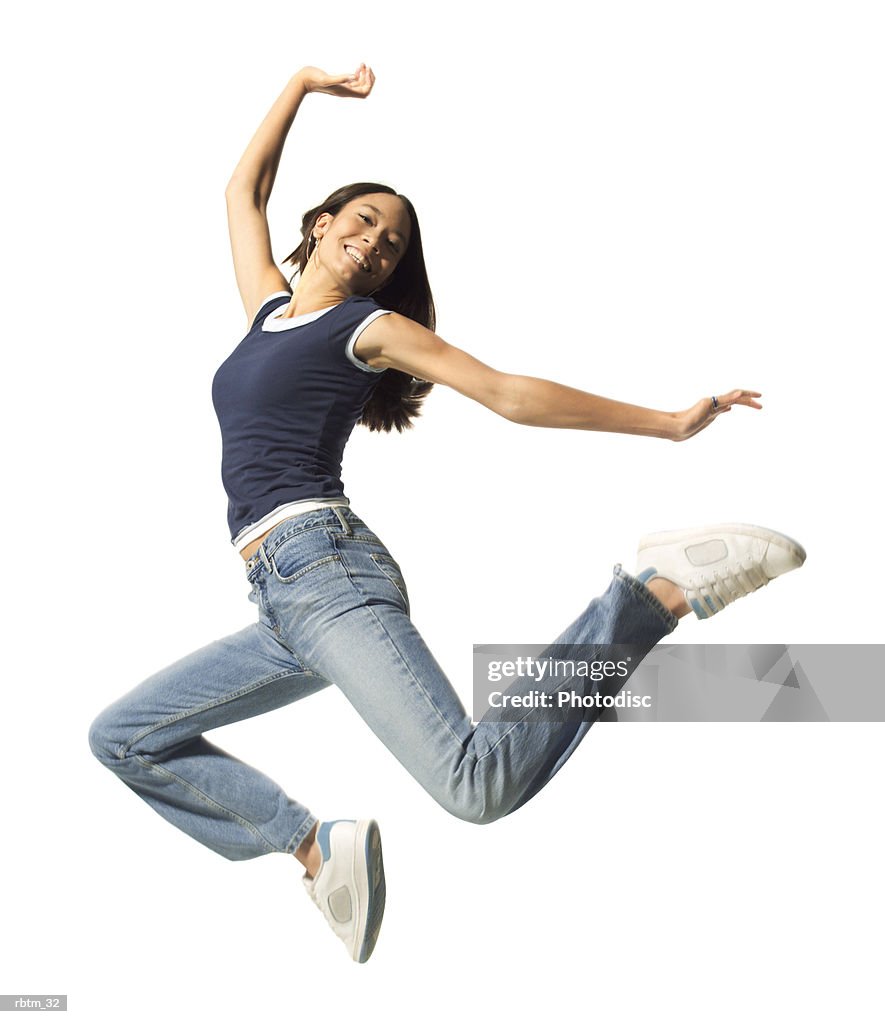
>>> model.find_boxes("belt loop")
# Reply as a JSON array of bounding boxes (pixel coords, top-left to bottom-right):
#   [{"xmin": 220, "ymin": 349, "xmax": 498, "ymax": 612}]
[
  {"xmin": 332, "ymin": 506, "xmax": 352, "ymax": 536},
  {"xmin": 259, "ymin": 544, "xmax": 272, "ymax": 571}
]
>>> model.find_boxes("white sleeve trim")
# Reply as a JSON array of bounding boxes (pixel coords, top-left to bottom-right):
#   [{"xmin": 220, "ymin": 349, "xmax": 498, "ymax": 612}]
[
  {"xmin": 345, "ymin": 309, "xmax": 392, "ymax": 373},
  {"xmin": 253, "ymin": 291, "xmax": 293, "ymax": 322}
]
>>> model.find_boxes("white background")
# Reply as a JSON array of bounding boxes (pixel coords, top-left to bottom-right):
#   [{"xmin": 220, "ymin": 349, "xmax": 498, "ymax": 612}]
[{"xmin": 3, "ymin": 0, "xmax": 883, "ymax": 1020}]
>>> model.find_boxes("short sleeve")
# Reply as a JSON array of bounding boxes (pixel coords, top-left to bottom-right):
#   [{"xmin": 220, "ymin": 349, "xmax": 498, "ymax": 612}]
[{"xmin": 344, "ymin": 309, "xmax": 393, "ymax": 373}]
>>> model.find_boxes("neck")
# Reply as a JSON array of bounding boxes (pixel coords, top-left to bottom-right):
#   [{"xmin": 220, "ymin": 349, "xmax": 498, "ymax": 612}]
[{"xmin": 279, "ymin": 263, "xmax": 354, "ymax": 318}]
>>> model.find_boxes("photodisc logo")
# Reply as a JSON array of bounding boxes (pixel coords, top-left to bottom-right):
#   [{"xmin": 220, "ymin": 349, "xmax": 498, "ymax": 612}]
[{"xmin": 483, "ymin": 652, "xmax": 651, "ymax": 714}]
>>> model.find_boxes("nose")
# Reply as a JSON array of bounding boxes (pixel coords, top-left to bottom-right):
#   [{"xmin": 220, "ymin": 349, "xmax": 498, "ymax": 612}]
[{"xmin": 362, "ymin": 230, "xmax": 380, "ymax": 255}]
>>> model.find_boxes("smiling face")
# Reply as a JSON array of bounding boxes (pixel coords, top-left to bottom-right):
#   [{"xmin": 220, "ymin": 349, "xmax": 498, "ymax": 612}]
[{"xmin": 313, "ymin": 193, "xmax": 412, "ymax": 295}]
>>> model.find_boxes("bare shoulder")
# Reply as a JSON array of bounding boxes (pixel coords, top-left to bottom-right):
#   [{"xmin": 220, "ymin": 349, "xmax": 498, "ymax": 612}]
[
  {"xmin": 354, "ymin": 311, "xmax": 507, "ymax": 406},
  {"xmin": 353, "ymin": 313, "xmax": 449, "ymax": 376}
]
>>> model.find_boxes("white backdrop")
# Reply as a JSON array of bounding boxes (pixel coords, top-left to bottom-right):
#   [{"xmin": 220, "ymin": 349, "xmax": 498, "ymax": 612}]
[{"xmin": 3, "ymin": 0, "xmax": 883, "ymax": 1020}]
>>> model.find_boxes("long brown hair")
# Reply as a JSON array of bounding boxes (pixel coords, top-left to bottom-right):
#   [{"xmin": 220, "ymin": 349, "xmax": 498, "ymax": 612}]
[{"xmin": 282, "ymin": 183, "xmax": 435, "ymax": 433}]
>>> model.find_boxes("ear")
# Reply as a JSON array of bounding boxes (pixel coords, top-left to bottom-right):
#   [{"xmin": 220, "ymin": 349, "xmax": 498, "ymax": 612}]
[{"xmin": 314, "ymin": 212, "xmax": 334, "ymax": 238}]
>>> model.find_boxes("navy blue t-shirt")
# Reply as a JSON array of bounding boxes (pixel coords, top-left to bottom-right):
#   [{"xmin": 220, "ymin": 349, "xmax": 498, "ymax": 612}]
[{"xmin": 211, "ymin": 291, "xmax": 390, "ymax": 542}]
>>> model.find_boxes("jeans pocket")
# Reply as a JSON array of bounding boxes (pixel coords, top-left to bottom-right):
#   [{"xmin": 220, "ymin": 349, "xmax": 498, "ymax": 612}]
[
  {"xmin": 268, "ymin": 530, "xmax": 341, "ymax": 584},
  {"xmin": 370, "ymin": 552, "xmax": 411, "ymax": 615}
]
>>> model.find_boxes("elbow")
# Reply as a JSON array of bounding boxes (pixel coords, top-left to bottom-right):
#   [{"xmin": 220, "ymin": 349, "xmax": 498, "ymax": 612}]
[
  {"xmin": 496, "ymin": 396, "xmax": 524, "ymax": 424},
  {"xmin": 487, "ymin": 389, "xmax": 522, "ymax": 421},
  {"xmin": 224, "ymin": 178, "xmax": 263, "ymax": 208},
  {"xmin": 491, "ymin": 376, "xmax": 530, "ymax": 424}
]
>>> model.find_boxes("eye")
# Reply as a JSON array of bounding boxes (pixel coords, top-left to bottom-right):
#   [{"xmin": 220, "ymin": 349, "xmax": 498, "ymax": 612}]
[
  {"xmin": 388, "ymin": 239, "xmax": 400, "ymax": 254},
  {"xmin": 358, "ymin": 213, "xmax": 372, "ymax": 224}
]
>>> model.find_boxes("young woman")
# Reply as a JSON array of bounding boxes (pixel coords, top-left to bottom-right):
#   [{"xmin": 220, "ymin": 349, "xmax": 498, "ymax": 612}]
[{"xmin": 88, "ymin": 64, "xmax": 806, "ymax": 964}]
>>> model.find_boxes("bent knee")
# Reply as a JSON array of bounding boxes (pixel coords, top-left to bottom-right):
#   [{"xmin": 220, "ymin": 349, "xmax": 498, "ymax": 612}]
[
  {"xmin": 87, "ymin": 710, "xmax": 125, "ymax": 766},
  {"xmin": 437, "ymin": 794, "xmax": 508, "ymax": 827},
  {"xmin": 460, "ymin": 808, "xmax": 505, "ymax": 826}
]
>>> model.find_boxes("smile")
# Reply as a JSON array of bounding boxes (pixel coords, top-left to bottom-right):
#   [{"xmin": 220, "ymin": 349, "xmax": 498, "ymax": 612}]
[{"xmin": 345, "ymin": 245, "xmax": 372, "ymax": 273}]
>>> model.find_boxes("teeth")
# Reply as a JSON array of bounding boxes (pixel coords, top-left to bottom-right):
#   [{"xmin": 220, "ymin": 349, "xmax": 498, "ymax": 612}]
[{"xmin": 345, "ymin": 246, "xmax": 370, "ymax": 272}]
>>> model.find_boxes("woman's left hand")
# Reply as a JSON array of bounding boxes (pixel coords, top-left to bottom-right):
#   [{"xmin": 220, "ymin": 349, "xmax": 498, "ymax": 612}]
[{"xmin": 671, "ymin": 389, "xmax": 763, "ymax": 441}]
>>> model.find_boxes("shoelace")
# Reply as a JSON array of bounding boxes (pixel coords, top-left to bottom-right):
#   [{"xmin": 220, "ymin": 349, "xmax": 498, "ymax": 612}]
[{"xmin": 689, "ymin": 561, "xmax": 769, "ymax": 611}]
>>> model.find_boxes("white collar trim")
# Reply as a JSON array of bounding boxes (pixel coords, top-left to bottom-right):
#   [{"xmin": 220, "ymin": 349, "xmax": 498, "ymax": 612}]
[{"xmin": 262, "ymin": 300, "xmax": 342, "ymax": 332}]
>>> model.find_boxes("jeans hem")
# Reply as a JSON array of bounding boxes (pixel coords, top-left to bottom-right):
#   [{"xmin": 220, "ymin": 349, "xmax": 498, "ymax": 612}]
[
  {"xmin": 613, "ymin": 563, "xmax": 680, "ymax": 633},
  {"xmin": 284, "ymin": 815, "xmax": 319, "ymax": 856}
]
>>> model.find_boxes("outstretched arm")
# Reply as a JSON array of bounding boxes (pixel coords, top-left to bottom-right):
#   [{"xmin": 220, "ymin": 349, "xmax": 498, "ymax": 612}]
[
  {"xmin": 224, "ymin": 64, "xmax": 375, "ymax": 323},
  {"xmin": 355, "ymin": 313, "xmax": 761, "ymax": 442}
]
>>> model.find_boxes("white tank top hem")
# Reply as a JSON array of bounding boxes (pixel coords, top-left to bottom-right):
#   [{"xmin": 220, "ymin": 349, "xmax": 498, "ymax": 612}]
[{"xmin": 232, "ymin": 497, "xmax": 351, "ymax": 553}]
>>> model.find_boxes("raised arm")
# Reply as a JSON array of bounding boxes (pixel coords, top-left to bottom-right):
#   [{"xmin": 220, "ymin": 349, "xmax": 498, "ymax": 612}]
[
  {"xmin": 354, "ymin": 313, "xmax": 762, "ymax": 442},
  {"xmin": 224, "ymin": 64, "xmax": 375, "ymax": 323}
]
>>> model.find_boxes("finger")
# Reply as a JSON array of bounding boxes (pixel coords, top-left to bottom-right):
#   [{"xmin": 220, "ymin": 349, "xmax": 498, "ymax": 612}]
[
  {"xmin": 351, "ymin": 64, "xmax": 372, "ymax": 94},
  {"xmin": 717, "ymin": 390, "xmax": 762, "ymax": 410},
  {"xmin": 725, "ymin": 397, "xmax": 762, "ymax": 410},
  {"xmin": 719, "ymin": 389, "xmax": 755, "ymax": 402},
  {"xmin": 341, "ymin": 64, "xmax": 363, "ymax": 83}
]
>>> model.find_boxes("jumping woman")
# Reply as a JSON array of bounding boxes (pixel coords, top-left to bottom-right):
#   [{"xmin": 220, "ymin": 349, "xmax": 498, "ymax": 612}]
[{"xmin": 88, "ymin": 64, "xmax": 806, "ymax": 963}]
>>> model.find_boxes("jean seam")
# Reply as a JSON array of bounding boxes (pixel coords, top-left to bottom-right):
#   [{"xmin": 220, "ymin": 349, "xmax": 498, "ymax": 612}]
[
  {"xmin": 365, "ymin": 603, "xmax": 466, "ymax": 748},
  {"xmin": 120, "ymin": 668, "xmax": 317, "ymax": 756},
  {"xmin": 336, "ymin": 571, "xmax": 467, "ymax": 751},
  {"xmin": 370, "ymin": 554, "xmax": 410, "ymax": 614},
  {"xmin": 132, "ymin": 754, "xmax": 279, "ymax": 854}
]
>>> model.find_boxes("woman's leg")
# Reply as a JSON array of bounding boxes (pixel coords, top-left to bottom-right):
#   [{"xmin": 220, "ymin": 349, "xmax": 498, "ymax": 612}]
[
  {"xmin": 88, "ymin": 576, "xmax": 329, "ymax": 861},
  {"xmin": 258, "ymin": 508, "xmax": 679, "ymax": 826}
]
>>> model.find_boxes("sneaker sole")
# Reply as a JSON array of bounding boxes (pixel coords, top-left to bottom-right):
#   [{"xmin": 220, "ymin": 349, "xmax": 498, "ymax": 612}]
[
  {"xmin": 353, "ymin": 819, "xmax": 385, "ymax": 964},
  {"xmin": 638, "ymin": 523, "xmax": 807, "ymax": 567}
]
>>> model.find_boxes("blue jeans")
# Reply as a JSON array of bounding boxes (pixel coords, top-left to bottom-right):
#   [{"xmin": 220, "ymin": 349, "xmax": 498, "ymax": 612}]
[{"xmin": 88, "ymin": 507, "xmax": 678, "ymax": 861}]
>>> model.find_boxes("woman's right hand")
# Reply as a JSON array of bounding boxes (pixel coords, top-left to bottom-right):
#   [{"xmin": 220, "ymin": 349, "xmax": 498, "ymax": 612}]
[
  {"xmin": 297, "ymin": 63, "xmax": 376, "ymax": 99},
  {"xmin": 670, "ymin": 389, "xmax": 763, "ymax": 441}
]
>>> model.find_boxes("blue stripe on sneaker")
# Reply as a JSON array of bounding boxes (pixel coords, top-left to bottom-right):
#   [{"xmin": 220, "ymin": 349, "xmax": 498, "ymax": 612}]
[
  {"xmin": 636, "ymin": 567, "xmax": 658, "ymax": 585},
  {"xmin": 317, "ymin": 818, "xmax": 358, "ymax": 864},
  {"xmin": 705, "ymin": 596, "xmax": 717, "ymax": 613},
  {"xmin": 690, "ymin": 598, "xmax": 708, "ymax": 619},
  {"xmin": 316, "ymin": 821, "xmax": 334, "ymax": 862}
]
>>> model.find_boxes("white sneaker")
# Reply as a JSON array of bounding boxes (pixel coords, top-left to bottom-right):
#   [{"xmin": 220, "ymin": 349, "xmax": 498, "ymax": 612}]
[
  {"xmin": 636, "ymin": 524, "xmax": 806, "ymax": 619},
  {"xmin": 302, "ymin": 819, "xmax": 386, "ymax": 963}
]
